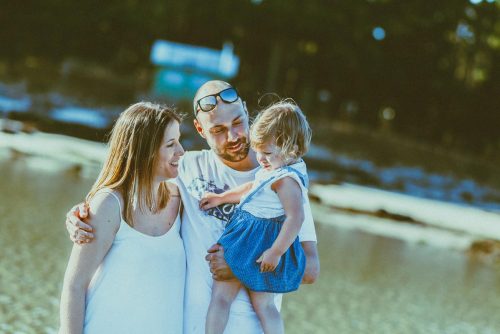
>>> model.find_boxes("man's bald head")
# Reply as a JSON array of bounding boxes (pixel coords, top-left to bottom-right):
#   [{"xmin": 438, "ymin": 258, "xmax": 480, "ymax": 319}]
[
  {"xmin": 193, "ymin": 80, "xmax": 233, "ymax": 112},
  {"xmin": 191, "ymin": 80, "xmax": 252, "ymax": 166}
]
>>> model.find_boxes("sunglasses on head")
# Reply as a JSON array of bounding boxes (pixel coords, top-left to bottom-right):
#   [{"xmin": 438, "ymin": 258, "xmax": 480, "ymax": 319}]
[{"xmin": 195, "ymin": 87, "xmax": 240, "ymax": 115}]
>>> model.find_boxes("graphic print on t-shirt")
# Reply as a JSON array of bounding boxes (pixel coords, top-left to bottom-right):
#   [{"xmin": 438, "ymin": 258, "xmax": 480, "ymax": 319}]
[{"xmin": 187, "ymin": 177, "xmax": 236, "ymax": 223}]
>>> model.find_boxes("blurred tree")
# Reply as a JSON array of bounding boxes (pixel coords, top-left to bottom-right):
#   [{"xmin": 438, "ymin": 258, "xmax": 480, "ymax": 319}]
[{"xmin": 0, "ymin": 0, "xmax": 498, "ymax": 153}]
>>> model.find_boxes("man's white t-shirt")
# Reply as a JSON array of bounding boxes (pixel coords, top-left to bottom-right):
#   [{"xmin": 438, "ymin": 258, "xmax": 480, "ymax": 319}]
[{"xmin": 177, "ymin": 150, "xmax": 317, "ymax": 334}]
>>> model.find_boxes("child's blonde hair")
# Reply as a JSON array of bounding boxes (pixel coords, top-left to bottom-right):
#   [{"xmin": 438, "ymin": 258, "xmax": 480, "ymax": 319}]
[{"xmin": 250, "ymin": 100, "xmax": 312, "ymax": 161}]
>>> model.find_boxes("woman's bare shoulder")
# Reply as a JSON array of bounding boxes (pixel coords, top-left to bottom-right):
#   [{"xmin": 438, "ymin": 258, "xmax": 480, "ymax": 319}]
[{"xmin": 87, "ymin": 189, "xmax": 123, "ymax": 227}]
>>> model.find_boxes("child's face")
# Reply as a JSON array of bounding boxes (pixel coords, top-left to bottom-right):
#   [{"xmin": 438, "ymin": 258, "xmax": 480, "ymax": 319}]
[{"xmin": 254, "ymin": 141, "xmax": 286, "ymax": 171}]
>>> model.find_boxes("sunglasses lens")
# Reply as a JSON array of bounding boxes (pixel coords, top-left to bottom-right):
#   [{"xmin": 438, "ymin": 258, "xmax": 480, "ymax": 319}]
[
  {"xmin": 199, "ymin": 96, "xmax": 217, "ymax": 111},
  {"xmin": 196, "ymin": 88, "xmax": 239, "ymax": 114},
  {"xmin": 219, "ymin": 88, "xmax": 239, "ymax": 103}
]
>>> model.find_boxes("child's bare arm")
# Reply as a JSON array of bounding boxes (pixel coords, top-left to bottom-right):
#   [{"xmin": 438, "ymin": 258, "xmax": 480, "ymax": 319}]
[
  {"xmin": 257, "ymin": 177, "xmax": 304, "ymax": 272},
  {"xmin": 199, "ymin": 181, "xmax": 253, "ymax": 210}
]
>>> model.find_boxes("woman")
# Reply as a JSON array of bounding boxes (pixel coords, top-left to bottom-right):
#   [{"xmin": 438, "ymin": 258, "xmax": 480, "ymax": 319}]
[{"xmin": 59, "ymin": 102, "xmax": 185, "ymax": 334}]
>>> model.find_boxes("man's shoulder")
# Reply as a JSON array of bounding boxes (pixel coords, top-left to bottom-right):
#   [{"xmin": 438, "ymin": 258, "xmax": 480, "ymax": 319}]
[{"xmin": 179, "ymin": 149, "xmax": 215, "ymax": 179}]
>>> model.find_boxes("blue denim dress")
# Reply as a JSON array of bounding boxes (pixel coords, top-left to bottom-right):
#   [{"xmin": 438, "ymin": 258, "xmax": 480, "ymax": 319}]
[{"xmin": 218, "ymin": 166, "xmax": 307, "ymax": 293}]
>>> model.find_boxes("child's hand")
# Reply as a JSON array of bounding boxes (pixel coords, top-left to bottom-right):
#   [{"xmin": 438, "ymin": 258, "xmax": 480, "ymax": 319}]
[
  {"xmin": 256, "ymin": 248, "xmax": 281, "ymax": 272},
  {"xmin": 199, "ymin": 192, "xmax": 222, "ymax": 211}
]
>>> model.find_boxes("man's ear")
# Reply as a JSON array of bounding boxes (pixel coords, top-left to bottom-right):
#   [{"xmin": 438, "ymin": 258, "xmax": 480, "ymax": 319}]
[{"xmin": 193, "ymin": 118, "xmax": 206, "ymax": 138}]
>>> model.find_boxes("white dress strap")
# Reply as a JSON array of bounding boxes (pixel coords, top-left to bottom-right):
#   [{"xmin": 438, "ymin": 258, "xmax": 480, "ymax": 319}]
[
  {"xmin": 95, "ymin": 189, "xmax": 124, "ymax": 221},
  {"xmin": 268, "ymin": 161, "xmax": 309, "ymax": 204}
]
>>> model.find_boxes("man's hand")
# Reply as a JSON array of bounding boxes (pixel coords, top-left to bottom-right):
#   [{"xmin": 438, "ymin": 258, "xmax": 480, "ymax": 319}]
[
  {"xmin": 65, "ymin": 202, "xmax": 94, "ymax": 244},
  {"xmin": 205, "ymin": 244, "xmax": 236, "ymax": 281},
  {"xmin": 199, "ymin": 193, "xmax": 223, "ymax": 211},
  {"xmin": 256, "ymin": 248, "xmax": 281, "ymax": 272},
  {"xmin": 301, "ymin": 241, "xmax": 320, "ymax": 284}
]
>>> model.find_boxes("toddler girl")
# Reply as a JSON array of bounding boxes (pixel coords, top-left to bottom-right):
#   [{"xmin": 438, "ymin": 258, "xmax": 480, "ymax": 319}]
[{"xmin": 200, "ymin": 100, "xmax": 312, "ymax": 334}]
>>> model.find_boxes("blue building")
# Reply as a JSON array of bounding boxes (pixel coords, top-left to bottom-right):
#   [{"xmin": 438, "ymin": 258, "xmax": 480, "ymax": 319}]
[{"xmin": 150, "ymin": 40, "xmax": 240, "ymax": 101}]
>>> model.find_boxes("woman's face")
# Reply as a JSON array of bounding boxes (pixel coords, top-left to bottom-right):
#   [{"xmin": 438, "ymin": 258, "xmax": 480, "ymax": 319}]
[{"xmin": 155, "ymin": 121, "xmax": 184, "ymax": 180}]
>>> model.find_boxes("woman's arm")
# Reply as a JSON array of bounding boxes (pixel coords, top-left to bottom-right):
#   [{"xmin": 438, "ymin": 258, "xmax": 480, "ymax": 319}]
[
  {"xmin": 257, "ymin": 177, "xmax": 305, "ymax": 272},
  {"xmin": 199, "ymin": 181, "xmax": 253, "ymax": 210},
  {"xmin": 59, "ymin": 192, "xmax": 121, "ymax": 334}
]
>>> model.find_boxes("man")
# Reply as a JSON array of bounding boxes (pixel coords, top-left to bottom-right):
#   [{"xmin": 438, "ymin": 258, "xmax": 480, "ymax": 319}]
[{"xmin": 66, "ymin": 80, "xmax": 320, "ymax": 333}]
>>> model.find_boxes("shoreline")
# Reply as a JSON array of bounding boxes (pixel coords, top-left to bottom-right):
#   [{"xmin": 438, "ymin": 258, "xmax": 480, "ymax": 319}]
[{"xmin": 309, "ymin": 184, "xmax": 500, "ymax": 262}]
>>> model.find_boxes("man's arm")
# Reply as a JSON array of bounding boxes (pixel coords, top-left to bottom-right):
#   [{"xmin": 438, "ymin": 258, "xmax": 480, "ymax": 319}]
[
  {"xmin": 206, "ymin": 241, "xmax": 320, "ymax": 283},
  {"xmin": 300, "ymin": 241, "xmax": 320, "ymax": 284},
  {"xmin": 66, "ymin": 203, "xmax": 94, "ymax": 244},
  {"xmin": 205, "ymin": 244, "xmax": 235, "ymax": 281}
]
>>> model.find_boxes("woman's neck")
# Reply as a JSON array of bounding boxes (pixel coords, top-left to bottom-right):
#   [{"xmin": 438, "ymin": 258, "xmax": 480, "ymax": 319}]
[{"xmin": 129, "ymin": 181, "xmax": 164, "ymax": 213}]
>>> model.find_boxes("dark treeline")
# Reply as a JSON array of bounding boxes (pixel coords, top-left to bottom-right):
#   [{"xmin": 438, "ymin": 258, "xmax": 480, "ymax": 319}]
[{"xmin": 1, "ymin": 0, "xmax": 499, "ymax": 154}]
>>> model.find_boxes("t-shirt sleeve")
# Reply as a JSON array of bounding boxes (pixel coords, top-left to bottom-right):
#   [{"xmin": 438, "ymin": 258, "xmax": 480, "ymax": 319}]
[
  {"xmin": 298, "ymin": 196, "xmax": 317, "ymax": 243},
  {"xmin": 176, "ymin": 151, "xmax": 198, "ymax": 190}
]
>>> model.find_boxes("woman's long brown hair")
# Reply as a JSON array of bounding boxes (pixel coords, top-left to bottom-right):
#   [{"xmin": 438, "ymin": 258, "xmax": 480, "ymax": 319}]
[{"xmin": 87, "ymin": 102, "xmax": 183, "ymax": 226}]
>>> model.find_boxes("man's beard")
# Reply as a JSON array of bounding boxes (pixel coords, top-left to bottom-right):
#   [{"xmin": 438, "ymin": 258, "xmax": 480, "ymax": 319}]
[{"xmin": 215, "ymin": 138, "xmax": 250, "ymax": 163}]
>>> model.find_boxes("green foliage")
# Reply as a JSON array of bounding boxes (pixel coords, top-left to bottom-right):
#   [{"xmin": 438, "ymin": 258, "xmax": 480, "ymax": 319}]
[{"xmin": 0, "ymin": 0, "xmax": 498, "ymax": 153}]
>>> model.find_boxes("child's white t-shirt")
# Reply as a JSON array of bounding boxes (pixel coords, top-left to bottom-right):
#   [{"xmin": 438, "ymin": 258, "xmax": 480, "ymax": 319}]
[
  {"xmin": 239, "ymin": 160, "xmax": 312, "ymax": 220},
  {"xmin": 176, "ymin": 150, "xmax": 317, "ymax": 334}
]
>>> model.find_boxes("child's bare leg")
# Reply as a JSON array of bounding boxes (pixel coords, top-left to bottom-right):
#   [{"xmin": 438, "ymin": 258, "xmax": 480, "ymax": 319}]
[
  {"xmin": 205, "ymin": 280, "xmax": 242, "ymax": 334},
  {"xmin": 249, "ymin": 291, "xmax": 284, "ymax": 334}
]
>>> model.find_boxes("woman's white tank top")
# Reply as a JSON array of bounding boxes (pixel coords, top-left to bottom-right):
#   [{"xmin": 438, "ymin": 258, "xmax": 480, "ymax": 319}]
[{"xmin": 83, "ymin": 191, "xmax": 186, "ymax": 334}]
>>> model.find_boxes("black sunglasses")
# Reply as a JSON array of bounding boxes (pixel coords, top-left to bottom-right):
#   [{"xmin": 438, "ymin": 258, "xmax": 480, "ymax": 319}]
[{"xmin": 195, "ymin": 87, "xmax": 240, "ymax": 115}]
